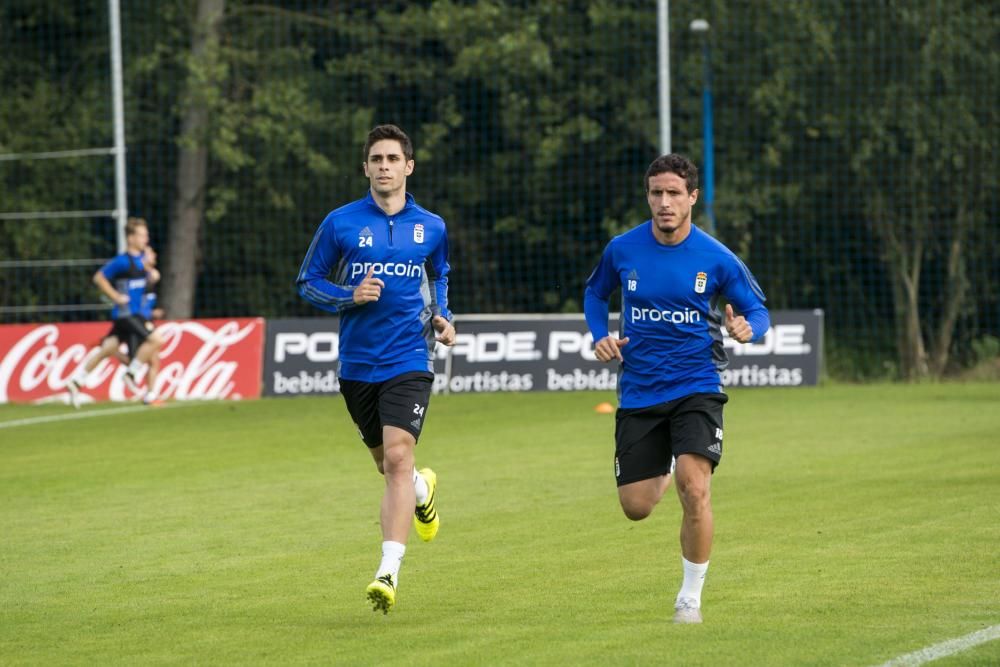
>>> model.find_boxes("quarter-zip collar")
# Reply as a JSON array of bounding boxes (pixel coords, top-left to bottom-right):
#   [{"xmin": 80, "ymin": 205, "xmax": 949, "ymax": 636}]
[
  {"xmin": 364, "ymin": 190, "xmax": 415, "ymax": 217},
  {"xmin": 364, "ymin": 191, "xmax": 415, "ymax": 248}
]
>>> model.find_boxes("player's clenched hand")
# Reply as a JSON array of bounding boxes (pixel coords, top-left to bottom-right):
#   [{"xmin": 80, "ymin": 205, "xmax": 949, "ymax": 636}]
[
  {"xmin": 114, "ymin": 292, "xmax": 130, "ymax": 305},
  {"xmin": 432, "ymin": 315, "xmax": 455, "ymax": 346},
  {"xmin": 593, "ymin": 335, "xmax": 629, "ymax": 362},
  {"xmin": 353, "ymin": 267, "xmax": 384, "ymax": 304},
  {"xmin": 725, "ymin": 304, "xmax": 753, "ymax": 343}
]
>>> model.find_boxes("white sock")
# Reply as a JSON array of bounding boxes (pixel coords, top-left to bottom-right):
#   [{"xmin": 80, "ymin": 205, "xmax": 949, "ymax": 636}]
[
  {"xmin": 127, "ymin": 359, "xmax": 144, "ymax": 375},
  {"xmin": 375, "ymin": 541, "xmax": 406, "ymax": 584},
  {"xmin": 413, "ymin": 469, "xmax": 429, "ymax": 505},
  {"xmin": 677, "ymin": 557, "xmax": 709, "ymax": 606}
]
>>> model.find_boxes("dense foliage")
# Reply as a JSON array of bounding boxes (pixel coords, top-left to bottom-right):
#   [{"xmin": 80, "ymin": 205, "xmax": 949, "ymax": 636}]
[{"xmin": 1, "ymin": 0, "xmax": 996, "ymax": 378}]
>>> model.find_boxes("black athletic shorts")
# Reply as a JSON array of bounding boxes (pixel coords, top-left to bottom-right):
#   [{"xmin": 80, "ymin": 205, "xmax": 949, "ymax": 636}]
[
  {"xmin": 613, "ymin": 392, "xmax": 729, "ymax": 487},
  {"xmin": 103, "ymin": 316, "xmax": 154, "ymax": 360},
  {"xmin": 338, "ymin": 371, "xmax": 434, "ymax": 448}
]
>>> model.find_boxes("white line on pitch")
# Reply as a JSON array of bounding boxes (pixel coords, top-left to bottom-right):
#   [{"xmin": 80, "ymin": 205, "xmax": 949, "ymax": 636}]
[
  {"xmin": 0, "ymin": 402, "xmax": 203, "ymax": 430},
  {"xmin": 874, "ymin": 624, "xmax": 1000, "ymax": 667}
]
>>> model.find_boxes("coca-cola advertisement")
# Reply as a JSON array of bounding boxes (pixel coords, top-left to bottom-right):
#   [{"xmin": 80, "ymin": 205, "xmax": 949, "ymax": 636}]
[{"xmin": 0, "ymin": 318, "xmax": 265, "ymax": 404}]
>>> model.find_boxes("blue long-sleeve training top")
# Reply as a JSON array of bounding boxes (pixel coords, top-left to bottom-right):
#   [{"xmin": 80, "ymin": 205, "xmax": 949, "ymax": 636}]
[
  {"xmin": 584, "ymin": 222, "xmax": 770, "ymax": 409},
  {"xmin": 297, "ymin": 191, "xmax": 452, "ymax": 383},
  {"xmin": 100, "ymin": 252, "xmax": 148, "ymax": 319}
]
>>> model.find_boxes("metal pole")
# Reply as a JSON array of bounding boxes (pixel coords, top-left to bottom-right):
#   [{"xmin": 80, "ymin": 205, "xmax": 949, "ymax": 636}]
[
  {"xmin": 691, "ymin": 19, "xmax": 716, "ymax": 235},
  {"xmin": 108, "ymin": 0, "xmax": 128, "ymax": 252},
  {"xmin": 701, "ymin": 33, "xmax": 716, "ymax": 235},
  {"xmin": 657, "ymin": 0, "xmax": 671, "ymax": 155}
]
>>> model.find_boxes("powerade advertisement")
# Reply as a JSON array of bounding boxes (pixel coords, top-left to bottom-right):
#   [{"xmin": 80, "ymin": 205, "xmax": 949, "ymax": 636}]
[{"xmin": 261, "ymin": 311, "xmax": 823, "ymax": 397}]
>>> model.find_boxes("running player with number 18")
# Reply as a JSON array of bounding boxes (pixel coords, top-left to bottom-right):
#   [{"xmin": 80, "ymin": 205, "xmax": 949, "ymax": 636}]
[{"xmin": 584, "ymin": 153, "xmax": 770, "ymax": 624}]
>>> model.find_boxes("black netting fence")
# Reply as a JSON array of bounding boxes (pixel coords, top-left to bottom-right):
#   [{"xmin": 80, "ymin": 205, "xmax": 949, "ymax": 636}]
[{"xmin": 2, "ymin": 0, "xmax": 997, "ymax": 380}]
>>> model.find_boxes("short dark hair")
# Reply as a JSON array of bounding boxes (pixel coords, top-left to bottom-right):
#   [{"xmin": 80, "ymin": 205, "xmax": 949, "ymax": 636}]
[
  {"xmin": 125, "ymin": 217, "xmax": 147, "ymax": 237},
  {"xmin": 644, "ymin": 153, "xmax": 699, "ymax": 193},
  {"xmin": 363, "ymin": 124, "xmax": 414, "ymax": 162}
]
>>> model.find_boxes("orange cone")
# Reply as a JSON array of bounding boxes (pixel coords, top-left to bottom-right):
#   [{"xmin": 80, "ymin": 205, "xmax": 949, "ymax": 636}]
[{"xmin": 594, "ymin": 401, "xmax": 614, "ymax": 414}]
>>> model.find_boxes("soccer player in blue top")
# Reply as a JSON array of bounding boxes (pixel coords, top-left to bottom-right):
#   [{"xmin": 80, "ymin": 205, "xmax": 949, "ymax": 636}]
[
  {"xmin": 584, "ymin": 154, "xmax": 770, "ymax": 624},
  {"xmin": 68, "ymin": 217, "xmax": 163, "ymax": 406},
  {"xmin": 297, "ymin": 124, "xmax": 456, "ymax": 614}
]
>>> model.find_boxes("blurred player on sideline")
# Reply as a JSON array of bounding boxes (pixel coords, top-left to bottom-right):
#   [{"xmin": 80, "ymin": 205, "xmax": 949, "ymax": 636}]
[
  {"xmin": 108, "ymin": 246, "xmax": 164, "ymax": 371},
  {"xmin": 296, "ymin": 124, "xmax": 456, "ymax": 614},
  {"xmin": 67, "ymin": 218, "xmax": 163, "ymax": 406},
  {"xmin": 584, "ymin": 154, "xmax": 770, "ymax": 624}
]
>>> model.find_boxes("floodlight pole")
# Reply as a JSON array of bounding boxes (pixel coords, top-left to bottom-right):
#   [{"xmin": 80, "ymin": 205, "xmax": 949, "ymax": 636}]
[
  {"xmin": 690, "ymin": 18, "xmax": 716, "ymax": 236},
  {"xmin": 657, "ymin": 0, "xmax": 671, "ymax": 154},
  {"xmin": 108, "ymin": 0, "xmax": 128, "ymax": 252}
]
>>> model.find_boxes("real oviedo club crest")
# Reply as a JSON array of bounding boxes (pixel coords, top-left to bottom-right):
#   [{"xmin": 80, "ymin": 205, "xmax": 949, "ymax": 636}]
[
  {"xmin": 695, "ymin": 271, "xmax": 708, "ymax": 294},
  {"xmin": 413, "ymin": 223, "xmax": 424, "ymax": 243}
]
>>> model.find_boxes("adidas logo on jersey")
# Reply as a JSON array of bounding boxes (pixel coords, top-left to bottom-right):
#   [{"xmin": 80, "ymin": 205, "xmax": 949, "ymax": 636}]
[{"xmin": 358, "ymin": 227, "xmax": 373, "ymax": 248}]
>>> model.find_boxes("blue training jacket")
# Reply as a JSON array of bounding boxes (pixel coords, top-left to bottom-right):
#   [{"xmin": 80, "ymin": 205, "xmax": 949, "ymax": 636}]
[
  {"xmin": 584, "ymin": 222, "xmax": 770, "ymax": 409},
  {"xmin": 100, "ymin": 252, "xmax": 148, "ymax": 320},
  {"xmin": 296, "ymin": 191, "xmax": 452, "ymax": 383}
]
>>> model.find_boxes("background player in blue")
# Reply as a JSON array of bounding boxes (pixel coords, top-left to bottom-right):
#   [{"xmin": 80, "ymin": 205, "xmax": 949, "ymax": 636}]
[
  {"xmin": 584, "ymin": 154, "xmax": 770, "ymax": 624},
  {"xmin": 67, "ymin": 218, "xmax": 164, "ymax": 406},
  {"xmin": 297, "ymin": 124, "xmax": 456, "ymax": 614}
]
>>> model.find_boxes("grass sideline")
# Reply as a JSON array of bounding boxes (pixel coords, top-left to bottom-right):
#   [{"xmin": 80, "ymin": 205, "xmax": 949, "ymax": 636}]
[{"xmin": 1, "ymin": 384, "xmax": 998, "ymax": 665}]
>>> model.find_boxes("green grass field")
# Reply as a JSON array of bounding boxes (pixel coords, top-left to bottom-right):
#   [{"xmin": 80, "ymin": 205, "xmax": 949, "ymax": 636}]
[{"xmin": 2, "ymin": 384, "xmax": 999, "ymax": 666}]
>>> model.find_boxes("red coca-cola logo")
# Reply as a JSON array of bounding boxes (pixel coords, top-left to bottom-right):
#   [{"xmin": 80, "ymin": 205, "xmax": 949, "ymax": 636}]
[{"xmin": 0, "ymin": 319, "xmax": 264, "ymax": 404}]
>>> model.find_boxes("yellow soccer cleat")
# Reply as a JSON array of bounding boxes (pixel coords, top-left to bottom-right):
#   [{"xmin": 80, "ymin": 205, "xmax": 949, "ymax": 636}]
[
  {"xmin": 413, "ymin": 467, "xmax": 440, "ymax": 542},
  {"xmin": 366, "ymin": 574, "xmax": 396, "ymax": 614}
]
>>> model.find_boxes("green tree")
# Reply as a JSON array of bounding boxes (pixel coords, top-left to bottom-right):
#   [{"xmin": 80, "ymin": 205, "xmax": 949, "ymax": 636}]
[
  {"xmin": 830, "ymin": 0, "xmax": 997, "ymax": 378},
  {"xmin": 135, "ymin": 0, "xmax": 341, "ymax": 318},
  {"xmin": 161, "ymin": 0, "xmax": 226, "ymax": 320},
  {"xmin": 673, "ymin": 0, "xmax": 997, "ymax": 379}
]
